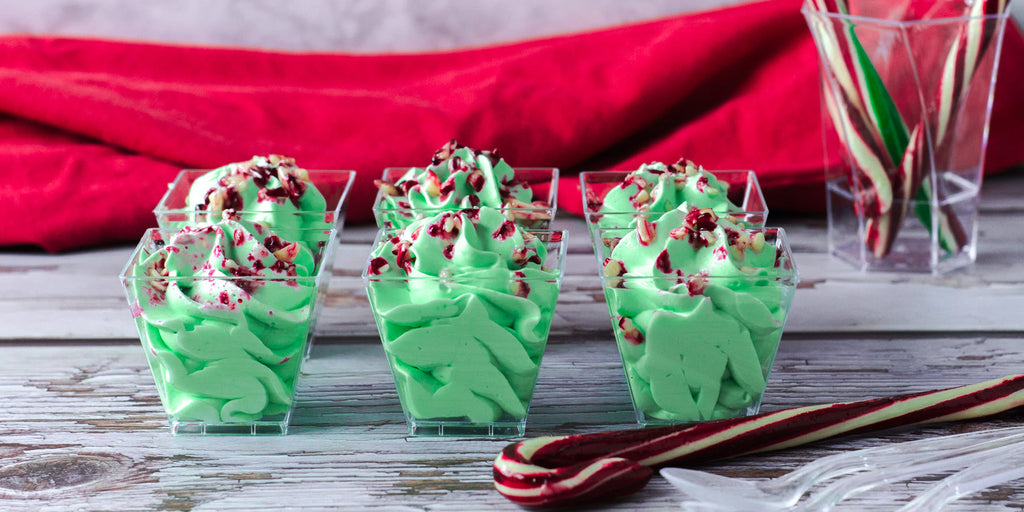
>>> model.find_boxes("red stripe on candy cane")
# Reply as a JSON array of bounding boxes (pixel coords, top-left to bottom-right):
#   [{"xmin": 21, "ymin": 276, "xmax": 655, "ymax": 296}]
[{"xmin": 494, "ymin": 374, "xmax": 1024, "ymax": 507}]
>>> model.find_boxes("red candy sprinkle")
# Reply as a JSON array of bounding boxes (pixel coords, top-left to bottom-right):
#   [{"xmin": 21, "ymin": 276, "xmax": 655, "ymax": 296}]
[
  {"xmin": 467, "ymin": 170, "xmax": 486, "ymax": 192},
  {"xmin": 695, "ymin": 175, "xmax": 709, "ymax": 192},
  {"xmin": 685, "ymin": 208, "xmax": 718, "ymax": 232},
  {"xmin": 399, "ymin": 180, "xmax": 419, "ymax": 195},
  {"xmin": 680, "ymin": 208, "xmax": 720, "ymax": 249},
  {"xmin": 714, "ymin": 245, "xmax": 729, "ymax": 260},
  {"xmin": 686, "ymin": 274, "xmax": 708, "ymax": 296},
  {"xmin": 440, "ymin": 176, "xmax": 457, "ymax": 198},
  {"xmin": 637, "ymin": 218, "xmax": 657, "ymax": 246},
  {"xmin": 493, "ymin": 220, "xmax": 516, "ymax": 241},
  {"xmin": 512, "ymin": 271, "xmax": 531, "ymax": 298},
  {"xmin": 394, "ymin": 245, "xmax": 414, "ymax": 273},
  {"xmin": 618, "ymin": 317, "xmax": 644, "ymax": 345},
  {"xmin": 655, "ymin": 249, "xmax": 673, "ymax": 274}
]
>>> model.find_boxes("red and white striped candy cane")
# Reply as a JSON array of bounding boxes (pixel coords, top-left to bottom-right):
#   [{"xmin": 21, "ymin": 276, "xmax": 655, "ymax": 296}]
[{"xmin": 494, "ymin": 373, "xmax": 1024, "ymax": 507}]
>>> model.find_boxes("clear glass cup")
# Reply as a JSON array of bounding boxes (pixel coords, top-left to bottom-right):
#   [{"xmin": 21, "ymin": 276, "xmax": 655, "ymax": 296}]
[
  {"xmin": 155, "ymin": 169, "xmax": 355, "ymax": 249},
  {"xmin": 363, "ymin": 230, "xmax": 567, "ymax": 437},
  {"xmin": 372, "ymin": 167, "xmax": 558, "ymax": 230},
  {"xmin": 595, "ymin": 227, "xmax": 798, "ymax": 426},
  {"xmin": 120, "ymin": 226, "xmax": 338, "ymax": 435},
  {"xmin": 803, "ymin": 2, "xmax": 1010, "ymax": 273}
]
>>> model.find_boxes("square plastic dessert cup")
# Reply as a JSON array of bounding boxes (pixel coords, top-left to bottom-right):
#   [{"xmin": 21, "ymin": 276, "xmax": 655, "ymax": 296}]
[
  {"xmin": 372, "ymin": 167, "xmax": 559, "ymax": 230},
  {"xmin": 155, "ymin": 169, "xmax": 356, "ymax": 246},
  {"xmin": 595, "ymin": 226, "xmax": 798, "ymax": 427},
  {"xmin": 362, "ymin": 229, "xmax": 567, "ymax": 437},
  {"xmin": 120, "ymin": 226, "xmax": 338, "ymax": 435},
  {"xmin": 580, "ymin": 170, "xmax": 768, "ymax": 235}
]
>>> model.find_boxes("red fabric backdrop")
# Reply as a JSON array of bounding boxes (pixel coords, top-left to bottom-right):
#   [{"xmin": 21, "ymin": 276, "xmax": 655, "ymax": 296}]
[{"xmin": 2, "ymin": 0, "xmax": 1023, "ymax": 252}]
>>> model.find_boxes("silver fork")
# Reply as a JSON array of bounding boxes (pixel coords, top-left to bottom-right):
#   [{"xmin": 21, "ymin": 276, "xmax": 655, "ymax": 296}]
[{"xmin": 661, "ymin": 426, "xmax": 1024, "ymax": 510}]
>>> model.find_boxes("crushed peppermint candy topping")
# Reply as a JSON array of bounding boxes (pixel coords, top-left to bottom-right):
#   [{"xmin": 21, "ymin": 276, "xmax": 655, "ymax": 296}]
[
  {"xmin": 637, "ymin": 218, "xmax": 657, "ymax": 246},
  {"xmin": 511, "ymin": 271, "xmax": 531, "ymax": 298},
  {"xmin": 493, "ymin": 220, "xmax": 516, "ymax": 241},
  {"xmin": 618, "ymin": 316, "xmax": 644, "ymax": 345},
  {"xmin": 368, "ymin": 256, "xmax": 390, "ymax": 275},
  {"xmin": 655, "ymin": 249, "xmax": 673, "ymax": 274},
  {"xmin": 686, "ymin": 272, "xmax": 709, "ymax": 296}
]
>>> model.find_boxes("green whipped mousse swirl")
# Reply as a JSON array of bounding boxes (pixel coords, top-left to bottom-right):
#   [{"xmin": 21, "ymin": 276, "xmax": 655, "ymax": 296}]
[
  {"xmin": 364, "ymin": 207, "xmax": 563, "ymax": 426},
  {"xmin": 374, "ymin": 140, "xmax": 548, "ymax": 229},
  {"xmin": 126, "ymin": 214, "xmax": 320, "ymax": 427},
  {"xmin": 601, "ymin": 206, "xmax": 796, "ymax": 423},
  {"xmin": 187, "ymin": 155, "xmax": 329, "ymax": 248},
  {"xmin": 592, "ymin": 159, "xmax": 746, "ymax": 230}
]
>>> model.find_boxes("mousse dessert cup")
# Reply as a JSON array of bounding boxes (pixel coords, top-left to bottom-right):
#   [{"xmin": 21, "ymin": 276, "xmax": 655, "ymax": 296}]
[
  {"xmin": 372, "ymin": 139, "xmax": 557, "ymax": 230},
  {"xmin": 581, "ymin": 159, "xmax": 767, "ymax": 246},
  {"xmin": 596, "ymin": 206, "xmax": 797, "ymax": 426},
  {"xmin": 155, "ymin": 155, "xmax": 354, "ymax": 359},
  {"xmin": 363, "ymin": 207, "xmax": 567, "ymax": 436},
  {"xmin": 154, "ymin": 155, "xmax": 355, "ymax": 253},
  {"xmin": 121, "ymin": 213, "xmax": 337, "ymax": 435}
]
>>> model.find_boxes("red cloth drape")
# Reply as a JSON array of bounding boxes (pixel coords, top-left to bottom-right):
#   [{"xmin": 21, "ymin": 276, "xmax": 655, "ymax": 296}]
[{"xmin": 2, "ymin": 0, "xmax": 1022, "ymax": 251}]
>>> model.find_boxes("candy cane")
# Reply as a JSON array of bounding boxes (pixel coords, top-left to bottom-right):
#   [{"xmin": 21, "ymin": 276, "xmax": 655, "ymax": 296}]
[
  {"xmin": 917, "ymin": 0, "xmax": 1006, "ymax": 254},
  {"xmin": 866, "ymin": 123, "xmax": 926, "ymax": 257},
  {"xmin": 494, "ymin": 374, "xmax": 1024, "ymax": 507},
  {"xmin": 935, "ymin": 0, "xmax": 1009, "ymax": 145}
]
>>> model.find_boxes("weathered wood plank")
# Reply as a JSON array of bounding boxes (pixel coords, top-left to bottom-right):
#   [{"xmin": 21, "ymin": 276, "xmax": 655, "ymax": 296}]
[
  {"xmin": 2, "ymin": 171, "xmax": 1023, "ymax": 341},
  {"xmin": 1, "ymin": 335, "xmax": 1024, "ymax": 510},
  {"xmin": 4, "ymin": 222, "xmax": 1024, "ymax": 340}
]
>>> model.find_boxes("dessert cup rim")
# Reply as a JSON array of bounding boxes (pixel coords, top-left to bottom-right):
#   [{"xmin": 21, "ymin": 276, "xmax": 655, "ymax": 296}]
[
  {"xmin": 800, "ymin": 7, "xmax": 1009, "ymax": 26},
  {"xmin": 596, "ymin": 226, "xmax": 799, "ymax": 282},
  {"xmin": 361, "ymin": 228, "xmax": 569, "ymax": 282},
  {"xmin": 154, "ymin": 169, "xmax": 356, "ymax": 216},
  {"xmin": 120, "ymin": 227, "xmax": 338, "ymax": 283},
  {"xmin": 579, "ymin": 169, "xmax": 767, "ymax": 220},
  {"xmin": 371, "ymin": 167, "xmax": 560, "ymax": 221}
]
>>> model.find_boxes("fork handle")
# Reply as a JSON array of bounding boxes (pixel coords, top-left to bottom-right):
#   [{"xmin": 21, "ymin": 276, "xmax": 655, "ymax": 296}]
[{"xmin": 897, "ymin": 444, "xmax": 1024, "ymax": 511}]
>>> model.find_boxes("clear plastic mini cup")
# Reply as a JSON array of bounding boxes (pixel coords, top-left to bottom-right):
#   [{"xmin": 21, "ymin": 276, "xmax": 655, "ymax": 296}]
[
  {"xmin": 372, "ymin": 167, "xmax": 558, "ymax": 230},
  {"xmin": 580, "ymin": 170, "xmax": 768, "ymax": 234},
  {"xmin": 120, "ymin": 226, "xmax": 337, "ymax": 435},
  {"xmin": 595, "ymin": 226, "xmax": 798, "ymax": 427},
  {"xmin": 363, "ymin": 229, "xmax": 567, "ymax": 437},
  {"xmin": 155, "ymin": 169, "xmax": 355, "ymax": 248},
  {"xmin": 155, "ymin": 168, "xmax": 353, "ymax": 360}
]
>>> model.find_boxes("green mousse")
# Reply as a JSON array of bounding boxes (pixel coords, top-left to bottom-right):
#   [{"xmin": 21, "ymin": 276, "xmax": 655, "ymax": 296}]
[
  {"xmin": 602, "ymin": 205, "xmax": 797, "ymax": 423},
  {"xmin": 125, "ymin": 214, "xmax": 320, "ymax": 427},
  {"xmin": 365, "ymin": 207, "xmax": 563, "ymax": 427},
  {"xmin": 374, "ymin": 140, "xmax": 541, "ymax": 229},
  {"xmin": 595, "ymin": 159, "xmax": 746, "ymax": 230},
  {"xmin": 186, "ymin": 155, "xmax": 329, "ymax": 250}
]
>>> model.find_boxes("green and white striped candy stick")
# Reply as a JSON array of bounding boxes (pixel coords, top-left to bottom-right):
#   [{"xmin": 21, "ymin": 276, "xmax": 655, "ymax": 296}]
[{"xmin": 807, "ymin": 0, "xmax": 912, "ymax": 258}]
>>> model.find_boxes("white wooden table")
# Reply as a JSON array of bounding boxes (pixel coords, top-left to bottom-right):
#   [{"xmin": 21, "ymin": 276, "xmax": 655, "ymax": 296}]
[{"xmin": 2, "ymin": 170, "xmax": 1023, "ymax": 511}]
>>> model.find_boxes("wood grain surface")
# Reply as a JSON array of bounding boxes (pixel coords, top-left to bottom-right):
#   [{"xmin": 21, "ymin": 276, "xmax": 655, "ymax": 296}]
[{"xmin": 0, "ymin": 170, "xmax": 1022, "ymax": 511}]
